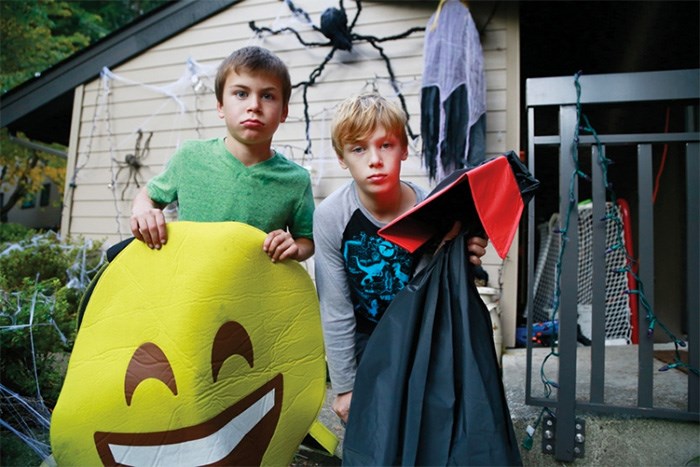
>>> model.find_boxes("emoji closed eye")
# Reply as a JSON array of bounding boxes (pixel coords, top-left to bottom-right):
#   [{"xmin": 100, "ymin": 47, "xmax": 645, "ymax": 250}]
[
  {"xmin": 124, "ymin": 342, "xmax": 177, "ymax": 406},
  {"xmin": 212, "ymin": 321, "xmax": 254, "ymax": 382}
]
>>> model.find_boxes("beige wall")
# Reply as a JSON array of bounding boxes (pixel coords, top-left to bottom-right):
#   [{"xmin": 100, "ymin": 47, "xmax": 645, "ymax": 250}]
[{"xmin": 62, "ymin": 0, "xmax": 521, "ymax": 345}]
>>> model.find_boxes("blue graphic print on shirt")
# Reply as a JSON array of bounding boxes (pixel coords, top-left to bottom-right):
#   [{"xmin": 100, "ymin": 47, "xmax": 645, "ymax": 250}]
[{"xmin": 342, "ymin": 210, "xmax": 415, "ymax": 331}]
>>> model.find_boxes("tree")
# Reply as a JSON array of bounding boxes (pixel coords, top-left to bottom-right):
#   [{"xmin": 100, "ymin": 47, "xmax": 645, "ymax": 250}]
[
  {"xmin": 1, "ymin": 0, "xmax": 170, "ymax": 93},
  {"xmin": 0, "ymin": 129, "xmax": 66, "ymax": 223},
  {"xmin": 0, "ymin": 0, "xmax": 169, "ymax": 222}
]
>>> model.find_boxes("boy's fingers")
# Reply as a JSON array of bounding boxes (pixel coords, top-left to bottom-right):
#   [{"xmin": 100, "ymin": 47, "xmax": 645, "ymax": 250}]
[{"xmin": 130, "ymin": 217, "xmax": 143, "ymax": 241}]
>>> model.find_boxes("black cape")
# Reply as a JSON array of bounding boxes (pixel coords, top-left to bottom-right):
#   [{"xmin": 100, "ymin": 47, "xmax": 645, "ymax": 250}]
[{"xmin": 343, "ymin": 152, "xmax": 538, "ymax": 466}]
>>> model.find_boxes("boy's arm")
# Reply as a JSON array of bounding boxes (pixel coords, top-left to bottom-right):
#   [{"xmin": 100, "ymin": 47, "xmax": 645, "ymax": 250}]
[
  {"xmin": 263, "ymin": 231, "xmax": 314, "ymax": 262},
  {"xmin": 130, "ymin": 187, "xmax": 168, "ymax": 249},
  {"xmin": 313, "ymin": 207, "xmax": 358, "ymax": 395}
]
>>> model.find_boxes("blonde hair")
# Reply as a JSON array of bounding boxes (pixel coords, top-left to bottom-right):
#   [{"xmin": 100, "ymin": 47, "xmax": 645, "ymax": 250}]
[
  {"xmin": 331, "ymin": 93, "xmax": 408, "ymax": 157},
  {"xmin": 215, "ymin": 46, "xmax": 291, "ymax": 106}
]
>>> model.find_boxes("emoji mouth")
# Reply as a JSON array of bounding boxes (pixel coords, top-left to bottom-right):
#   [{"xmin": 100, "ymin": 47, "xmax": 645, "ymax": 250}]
[{"xmin": 94, "ymin": 374, "xmax": 283, "ymax": 466}]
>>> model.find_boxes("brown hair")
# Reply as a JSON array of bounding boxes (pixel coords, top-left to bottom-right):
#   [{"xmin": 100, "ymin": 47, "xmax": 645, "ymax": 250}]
[
  {"xmin": 331, "ymin": 93, "xmax": 408, "ymax": 157},
  {"xmin": 214, "ymin": 46, "xmax": 292, "ymax": 106}
]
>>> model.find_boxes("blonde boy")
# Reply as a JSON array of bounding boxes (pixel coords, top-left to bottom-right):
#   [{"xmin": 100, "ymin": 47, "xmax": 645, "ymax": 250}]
[{"xmin": 313, "ymin": 93, "xmax": 487, "ymax": 422}]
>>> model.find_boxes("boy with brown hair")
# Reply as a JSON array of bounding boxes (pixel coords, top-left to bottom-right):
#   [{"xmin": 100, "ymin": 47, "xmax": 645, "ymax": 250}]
[
  {"xmin": 131, "ymin": 46, "xmax": 314, "ymax": 263},
  {"xmin": 313, "ymin": 92, "xmax": 487, "ymax": 422}
]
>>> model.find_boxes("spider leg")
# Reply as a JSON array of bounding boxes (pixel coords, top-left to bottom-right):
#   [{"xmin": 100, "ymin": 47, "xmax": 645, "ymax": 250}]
[
  {"xmin": 115, "ymin": 163, "xmax": 127, "ymax": 184},
  {"xmin": 249, "ymin": 24, "xmax": 330, "ymax": 48},
  {"xmin": 357, "ymin": 27, "xmax": 425, "ymax": 44},
  {"xmin": 359, "ymin": 35, "xmax": 418, "ymax": 139},
  {"xmin": 346, "ymin": 0, "xmax": 362, "ymax": 31},
  {"xmin": 141, "ymin": 131, "xmax": 153, "ymax": 161},
  {"xmin": 284, "ymin": 0, "xmax": 321, "ymax": 31},
  {"xmin": 120, "ymin": 168, "xmax": 133, "ymax": 200},
  {"xmin": 295, "ymin": 47, "xmax": 340, "ymax": 155},
  {"xmin": 134, "ymin": 129, "xmax": 143, "ymax": 157},
  {"xmin": 133, "ymin": 167, "xmax": 143, "ymax": 189}
]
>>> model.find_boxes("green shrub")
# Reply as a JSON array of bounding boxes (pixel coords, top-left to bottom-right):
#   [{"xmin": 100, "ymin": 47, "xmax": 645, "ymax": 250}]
[
  {"xmin": 0, "ymin": 222, "xmax": 36, "ymax": 243},
  {"xmin": 0, "ymin": 229, "xmax": 104, "ymax": 406}
]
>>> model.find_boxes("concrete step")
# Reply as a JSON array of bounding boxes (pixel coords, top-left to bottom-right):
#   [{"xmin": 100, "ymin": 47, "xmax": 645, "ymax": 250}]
[{"xmin": 308, "ymin": 346, "xmax": 699, "ymax": 466}]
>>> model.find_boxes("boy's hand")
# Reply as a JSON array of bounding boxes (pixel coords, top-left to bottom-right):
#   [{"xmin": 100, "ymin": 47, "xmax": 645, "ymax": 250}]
[
  {"xmin": 130, "ymin": 209, "xmax": 167, "ymax": 250},
  {"xmin": 437, "ymin": 221, "xmax": 488, "ymax": 266},
  {"xmin": 130, "ymin": 187, "xmax": 167, "ymax": 249},
  {"xmin": 263, "ymin": 231, "xmax": 314, "ymax": 262},
  {"xmin": 332, "ymin": 391, "xmax": 352, "ymax": 423},
  {"xmin": 263, "ymin": 230, "xmax": 298, "ymax": 262},
  {"xmin": 467, "ymin": 235, "xmax": 488, "ymax": 266}
]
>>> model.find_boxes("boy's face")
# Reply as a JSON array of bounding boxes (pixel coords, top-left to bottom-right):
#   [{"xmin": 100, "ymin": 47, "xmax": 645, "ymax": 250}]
[
  {"xmin": 337, "ymin": 126, "xmax": 408, "ymax": 199},
  {"xmin": 217, "ymin": 69, "xmax": 288, "ymax": 149}
]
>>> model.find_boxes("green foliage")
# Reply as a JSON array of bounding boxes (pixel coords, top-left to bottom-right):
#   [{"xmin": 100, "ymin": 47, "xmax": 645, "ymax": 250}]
[
  {"xmin": 0, "ymin": 128, "xmax": 67, "ymax": 222},
  {"xmin": 0, "ymin": 226, "xmax": 104, "ymax": 406},
  {"xmin": 0, "ymin": 0, "xmax": 171, "ymax": 93},
  {"xmin": 0, "ymin": 222, "xmax": 37, "ymax": 243}
]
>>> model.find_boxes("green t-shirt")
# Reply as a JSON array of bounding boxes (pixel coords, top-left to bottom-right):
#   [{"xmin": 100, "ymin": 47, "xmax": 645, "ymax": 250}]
[{"xmin": 147, "ymin": 138, "xmax": 314, "ymax": 239}]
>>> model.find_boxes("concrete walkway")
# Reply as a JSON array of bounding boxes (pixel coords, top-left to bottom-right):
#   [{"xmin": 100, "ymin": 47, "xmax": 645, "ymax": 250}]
[{"xmin": 305, "ymin": 345, "xmax": 699, "ymax": 466}]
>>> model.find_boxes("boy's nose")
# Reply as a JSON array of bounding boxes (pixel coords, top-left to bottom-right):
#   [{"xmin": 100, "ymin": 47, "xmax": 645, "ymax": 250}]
[
  {"xmin": 368, "ymin": 148, "xmax": 383, "ymax": 167},
  {"xmin": 247, "ymin": 96, "xmax": 262, "ymax": 111}
]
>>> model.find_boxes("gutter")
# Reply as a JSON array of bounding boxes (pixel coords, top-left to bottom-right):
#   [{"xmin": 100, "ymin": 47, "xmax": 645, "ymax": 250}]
[{"xmin": 0, "ymin": 0, "xmax": 241, "ymax": 129}]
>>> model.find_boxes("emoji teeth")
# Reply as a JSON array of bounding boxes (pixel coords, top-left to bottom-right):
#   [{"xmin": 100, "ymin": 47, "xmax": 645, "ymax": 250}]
[{"xmin": 109, "ymin": 387, "xmax": 276, "ymax": 466}]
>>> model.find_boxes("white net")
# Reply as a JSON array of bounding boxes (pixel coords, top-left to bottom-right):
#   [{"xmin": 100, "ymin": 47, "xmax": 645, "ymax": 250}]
[{"xmin": 532, "ymin": 201, "xmax": 632, "ymax": 344}]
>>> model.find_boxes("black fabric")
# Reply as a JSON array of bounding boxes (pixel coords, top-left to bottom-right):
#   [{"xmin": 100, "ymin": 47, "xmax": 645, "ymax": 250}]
[
  {"xmin": 343, "ymin": 233, "xmax": 522, "ymax": 466},
  {"xmin": 439, "ymin": 83, "xmax": 469, "ymax": 173},
  {"xmin": 505, "ymin": 151, "xmax": 539, "ymax": 205},
  {"xmin": 106, "ymin": 237, "xmax": 135, "ymax": 262},
  {"xmin": 413, "ymin": 151, "xmax": 539, "ymax": 237},
  {"xmin": 421, "ymin": 84, "xmax": 487, "ymax": 180},
  {"xmin": 420, "ymin": 85, "xmax": 441, "ymax": 180}
]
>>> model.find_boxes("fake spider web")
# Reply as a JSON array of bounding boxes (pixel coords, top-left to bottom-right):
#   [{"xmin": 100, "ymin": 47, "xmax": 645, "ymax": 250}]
[
  {"xmin": 72, "ymin": 1, "xmax": 425, "ymax": 242},
  {"xmin": 0, "ymin": 232, "xmax": 106, "ymax": 463}
]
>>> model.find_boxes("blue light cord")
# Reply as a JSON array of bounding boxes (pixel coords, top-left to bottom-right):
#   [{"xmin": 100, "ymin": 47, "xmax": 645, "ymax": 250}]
[{"xmin": 523, "ymin": 71, "xmax": 698, "ymax": 451}]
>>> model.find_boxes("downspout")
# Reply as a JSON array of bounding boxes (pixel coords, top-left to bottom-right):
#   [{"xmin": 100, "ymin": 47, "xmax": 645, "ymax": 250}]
[{"xmin": 60, "ymin": 84, "xmax": 86, "ymax": 240}]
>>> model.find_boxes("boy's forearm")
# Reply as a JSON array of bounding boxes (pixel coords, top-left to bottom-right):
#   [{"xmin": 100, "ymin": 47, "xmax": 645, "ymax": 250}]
[
  {"xmin": 132, "ymin": 187, "xmax": 160, "ymax": 213},
  {"xmin": 294, "ymin": 237, "xmax": 314, "ymax": 262}
]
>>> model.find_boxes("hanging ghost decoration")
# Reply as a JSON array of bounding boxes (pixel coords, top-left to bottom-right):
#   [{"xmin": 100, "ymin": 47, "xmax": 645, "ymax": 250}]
[{"xmin": 421, "ymin": 0, "xmax": 487, "ymax": 181}]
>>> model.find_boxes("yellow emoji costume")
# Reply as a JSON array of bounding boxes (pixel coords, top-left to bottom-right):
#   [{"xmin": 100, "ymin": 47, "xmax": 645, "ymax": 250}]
[{"xmin": 50, "ymin": 222, "xmax": 327, "ymax": 465}]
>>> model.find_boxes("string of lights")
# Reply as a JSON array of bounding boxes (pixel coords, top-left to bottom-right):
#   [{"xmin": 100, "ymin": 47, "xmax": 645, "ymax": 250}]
[{"xmin": 522, "ymin": 71, "xmax": 698, "ymax": 452}]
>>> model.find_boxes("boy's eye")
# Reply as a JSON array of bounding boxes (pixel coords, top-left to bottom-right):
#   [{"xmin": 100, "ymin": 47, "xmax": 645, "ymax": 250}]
[
  {"xmin": 262, "ymin": 93, "xmax": 275, "ymax": 100},
  {"xmin": 351, "ymin": 146, "xmax": 365, "ymax": 154},
  {"xmin": 234, "ymin": 90, "xmax": 247, "ymax": 98},
  {"xmin": 381, "ymin": 142, "xmax": 393, "ymax": 149}
]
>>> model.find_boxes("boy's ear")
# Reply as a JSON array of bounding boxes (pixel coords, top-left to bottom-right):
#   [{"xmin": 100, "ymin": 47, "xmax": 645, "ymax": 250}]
[
  {"xmin": 336, "ymin": 154, "xmax": 348, "ymax": 169},
  {"xmin": 216, "ymin": 100, "xmax": 225, "ymax": 119},
  {"xmin": 280, "ymin": 104, "xmax": 289, "ymax": 123},
  {"xmin": 401, "ymin": 148, "xmax": 409, "ymax": 161}
]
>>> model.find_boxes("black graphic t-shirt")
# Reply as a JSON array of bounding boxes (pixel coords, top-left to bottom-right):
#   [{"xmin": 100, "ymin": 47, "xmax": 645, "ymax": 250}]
[
  {"xmin": 313, "ymin": 180, "xmax": 426, "ymax": 393},
  {"xmin": 342, "ymin": 210, "xmax": 416, "ymax": 334}
]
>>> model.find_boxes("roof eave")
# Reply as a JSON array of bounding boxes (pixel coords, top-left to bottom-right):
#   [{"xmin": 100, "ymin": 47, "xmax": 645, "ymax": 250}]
[{"xmin": 0, "ymin": 0, "xmax": 241, "ymax": 129}]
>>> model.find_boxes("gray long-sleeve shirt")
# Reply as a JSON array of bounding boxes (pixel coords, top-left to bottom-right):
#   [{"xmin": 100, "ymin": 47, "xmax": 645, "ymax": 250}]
[{"xmin": 313, "ymin": 180, "xmax": 426, "ymax": 394}]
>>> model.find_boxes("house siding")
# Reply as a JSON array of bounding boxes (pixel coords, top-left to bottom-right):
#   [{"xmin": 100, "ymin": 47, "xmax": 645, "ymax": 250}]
[{"xmin": 63, "ymin": 0, "xmax": 520, "ymax": 345}]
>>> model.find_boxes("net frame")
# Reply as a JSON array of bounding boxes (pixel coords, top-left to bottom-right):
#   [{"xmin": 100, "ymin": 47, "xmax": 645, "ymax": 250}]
[{"xmin": 532, "ymin": 200, "xmax": 634, "ymax": 344}]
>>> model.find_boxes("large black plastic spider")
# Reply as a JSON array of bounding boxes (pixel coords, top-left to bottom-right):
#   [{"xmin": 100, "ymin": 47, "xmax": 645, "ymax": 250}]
[
  {"xmin": 114, "ymin": 129, "xmax": 152, "ymax": 200},
  {"xmin": 250, "ymin": 0, "xmax": 425, "ymax": 155}
]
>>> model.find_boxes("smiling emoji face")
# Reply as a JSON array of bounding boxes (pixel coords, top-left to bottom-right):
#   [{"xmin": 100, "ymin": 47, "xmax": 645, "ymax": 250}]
[{"xmin": 50, "ymin": 222, "xmax": 326, "ymax": 466}]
